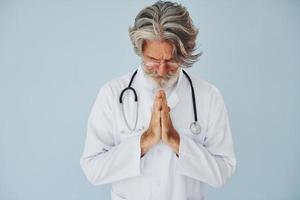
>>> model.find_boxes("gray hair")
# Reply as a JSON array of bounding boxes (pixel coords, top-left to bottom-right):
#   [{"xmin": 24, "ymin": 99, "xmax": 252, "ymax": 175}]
[{"xmin": 129, "ymin": 1, "xmax": 201, "ymax": 68}]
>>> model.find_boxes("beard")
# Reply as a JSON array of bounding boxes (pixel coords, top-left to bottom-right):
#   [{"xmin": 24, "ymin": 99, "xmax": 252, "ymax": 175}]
[{"xmin": 142, "ymin": 67, "xmax": 180, "ymax": 90}]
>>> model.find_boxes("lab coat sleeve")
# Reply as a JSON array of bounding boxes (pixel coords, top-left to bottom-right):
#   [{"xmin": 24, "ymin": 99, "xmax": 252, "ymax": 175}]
[
  {"xmin": 80, "ymin": 84, "xmax": 142, "ymax": 185},
  {"xmin": 175, "ymin": 87, "xmax": 236, "ymax": 187}
]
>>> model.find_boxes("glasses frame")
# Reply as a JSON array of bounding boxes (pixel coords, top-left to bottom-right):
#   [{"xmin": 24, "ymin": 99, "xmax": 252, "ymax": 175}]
[{"xmin": 142, "ymin": 57, "xmax": 179, "ymax": 71}]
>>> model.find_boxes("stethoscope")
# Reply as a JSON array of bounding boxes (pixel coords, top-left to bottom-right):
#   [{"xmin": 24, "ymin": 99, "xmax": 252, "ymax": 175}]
[{"xmin": 119, "ymin": 69, "xmax": 202, "ymax": 135}]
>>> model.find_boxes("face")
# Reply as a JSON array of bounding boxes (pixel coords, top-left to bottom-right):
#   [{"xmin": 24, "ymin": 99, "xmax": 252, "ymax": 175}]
[{"xmin": 142, "ymin": 40, "xmax": 180, "ymax": 89}]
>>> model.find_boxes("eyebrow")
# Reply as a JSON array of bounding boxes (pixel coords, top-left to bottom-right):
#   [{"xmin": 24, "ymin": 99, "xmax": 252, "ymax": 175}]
[{"xmin": 145, "ymin": 55, "xmax": 173, "ymax": 62}]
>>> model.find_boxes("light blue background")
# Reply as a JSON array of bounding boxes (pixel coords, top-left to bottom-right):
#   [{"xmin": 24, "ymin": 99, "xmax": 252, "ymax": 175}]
[{"xmin": 1, "ymin": 0, "xmax": 299, "ymax": 199}]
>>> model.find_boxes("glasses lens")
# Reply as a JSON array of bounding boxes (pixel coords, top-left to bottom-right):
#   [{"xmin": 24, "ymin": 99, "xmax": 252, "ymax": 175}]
[
  {"xmin": 144, "ymin": 61, "xmax": 159, "ymax": 68},
  {"xmin": 167, "ymin": 62, "xmax": 178, "ymax": 69},
  {"xmin": 143, "ymin": 60, "xmax": 178, "ymax": 69}
]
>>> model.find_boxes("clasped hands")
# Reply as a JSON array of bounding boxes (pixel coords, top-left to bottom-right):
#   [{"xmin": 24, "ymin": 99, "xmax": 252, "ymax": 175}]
[{"xmin": 140, "ymin": 90, "xmax": 180, "ymax": 157}]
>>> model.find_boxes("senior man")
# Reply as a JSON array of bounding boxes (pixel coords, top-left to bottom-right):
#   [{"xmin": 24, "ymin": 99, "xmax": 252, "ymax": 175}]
[{"xmin": 80, "ymin": 1, "xmax": 236, "ymax": 200}]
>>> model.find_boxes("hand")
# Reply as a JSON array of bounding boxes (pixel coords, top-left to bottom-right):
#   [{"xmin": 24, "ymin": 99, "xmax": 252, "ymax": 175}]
[
  {"xmin": 160, "ymin": 90, "xmax": 180, "ymax": 155},
  {"xmin": 140, "ymin": 91, "xmax": 163, "ymax": 156}
]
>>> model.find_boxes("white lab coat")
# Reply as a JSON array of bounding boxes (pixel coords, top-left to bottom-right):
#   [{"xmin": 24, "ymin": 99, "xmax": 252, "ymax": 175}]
[{"xmin": 80, "ymin": 66, "xmax": 236, "ymax": 200}]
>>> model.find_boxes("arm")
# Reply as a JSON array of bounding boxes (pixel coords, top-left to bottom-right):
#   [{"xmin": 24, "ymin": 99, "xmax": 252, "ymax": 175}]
[
  {"xmin": 80, "ymin": 84, "xmax": 143, "ymax": 185},
  {"xmin": 175, "ymin": 88, "xmax": 236, "ymax": 187}
]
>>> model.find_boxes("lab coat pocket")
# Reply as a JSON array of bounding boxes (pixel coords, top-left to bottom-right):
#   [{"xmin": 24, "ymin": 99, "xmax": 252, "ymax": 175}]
[{"xmin": 111, "ymin": 190, "xmax": 127, "ymax": 200}]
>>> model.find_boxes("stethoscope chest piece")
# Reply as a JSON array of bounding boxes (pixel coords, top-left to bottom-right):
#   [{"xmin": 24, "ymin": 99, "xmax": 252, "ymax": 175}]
[{"xmin": 190, "ymin": 121, "xmax": 201, "ymax": 135}]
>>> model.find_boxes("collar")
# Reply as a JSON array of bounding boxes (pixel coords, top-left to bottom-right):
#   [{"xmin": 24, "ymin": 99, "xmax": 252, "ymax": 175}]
[{"xmin": 133, "ymin": 65, "xmax": 183, "ymax": 109}]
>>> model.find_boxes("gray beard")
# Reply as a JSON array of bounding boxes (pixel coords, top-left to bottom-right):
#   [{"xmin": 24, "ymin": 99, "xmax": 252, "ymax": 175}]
[{"xmin": 142, "ymin": 70, "xmax": 179, "ymax": 91}]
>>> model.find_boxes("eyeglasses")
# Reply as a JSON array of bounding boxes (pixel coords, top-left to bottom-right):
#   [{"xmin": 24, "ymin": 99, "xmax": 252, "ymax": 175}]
[{"xmin": 142, "ymin": 59, "xmax": 179, "ymax": 70}]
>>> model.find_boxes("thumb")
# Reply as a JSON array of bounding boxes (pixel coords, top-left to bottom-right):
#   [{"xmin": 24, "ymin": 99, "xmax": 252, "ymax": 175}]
[{"xmin": 161, "ymin": 106, "xmax": 168, "ymax": 124}]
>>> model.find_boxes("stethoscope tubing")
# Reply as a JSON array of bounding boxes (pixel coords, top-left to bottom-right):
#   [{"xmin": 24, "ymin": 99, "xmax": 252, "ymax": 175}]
[{"xmin": 119, "ymin": 68, "xmax": 201, "ymax": 134}]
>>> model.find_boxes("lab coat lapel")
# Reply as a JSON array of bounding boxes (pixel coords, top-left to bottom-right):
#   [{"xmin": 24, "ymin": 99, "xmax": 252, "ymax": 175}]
[
  {"xmin": 134, "ymin": 66, "xmax": 155, "ymax": 107},
  {"xmin": 167, "ymin": 89, "xmax": 179, "ymax": 109},
  {"xmin": 167, "ymin": 67, "xmax": 184, "ymax": 109}
]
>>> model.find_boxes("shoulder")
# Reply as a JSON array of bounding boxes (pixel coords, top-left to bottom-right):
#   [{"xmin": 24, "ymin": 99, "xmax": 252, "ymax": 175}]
[
  {"xmin": 183, "ymin": 72, "xmax": 227, "ymax": 112},
  {"xmin": 185, "ymin": 74, "xmax": 228, "ymax": 120},
  {"xmin": 90, "ymin": 72, "xmax": 134, "ymax": 112},
  {"xmin": 96, "ymin": 71, "xmax": 135, "ymax": 99},
  {"xmin": 185, "ymin": 73, "xmax": 223, "ymax": 99}
]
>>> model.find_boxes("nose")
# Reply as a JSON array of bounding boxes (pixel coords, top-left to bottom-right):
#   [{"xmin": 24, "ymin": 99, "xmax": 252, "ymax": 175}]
[{"xmin": 157, "ymin": 62, "xmax": 168, "ymax": 77}]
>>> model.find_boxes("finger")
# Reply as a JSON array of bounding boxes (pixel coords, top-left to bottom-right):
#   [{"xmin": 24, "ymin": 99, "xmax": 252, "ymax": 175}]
[
  {"xmin": 152, "ymin": 100, "xmax": 162, "ymax": 126},
  {"xmin": 153, "ymin": 90, "xmax": 163, "ymax": 109},
  {"xmin": 156, "ymin": 89, "xmax": 163, "ymax": 99},
  {"xmin": 153, "ymin": 90, "xmax": 161, "ymax": 107},
  {"xmin": 154, "ymin": 97, "xmax": 162, "ymax": 112},
  {"xmin": 158, "ymin": 109, "xmax": 162, "ymax": 127},
  {"xmin": 154, "ymin": 106, "xmax": 161, "ymax": 124},
  {"xmin": 161, "ymin": 106, "xmax": 169, "ymax": 125},
  {"xmin": 160, "ymin": 96, "xmax": 168, "ymax": 117},
  {"xmin": 160, "ymin": 89, "xmax": 166, "ymax": 100},
  {"xmin": 161, "ymin": 108, "xmax": 167, "ymax": 120}
]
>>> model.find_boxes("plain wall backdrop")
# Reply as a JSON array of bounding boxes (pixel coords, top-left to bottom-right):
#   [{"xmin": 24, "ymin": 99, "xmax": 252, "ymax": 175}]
[{"xmin": 1, "ymin": 0, "xmax": 299, "ymax": 199}]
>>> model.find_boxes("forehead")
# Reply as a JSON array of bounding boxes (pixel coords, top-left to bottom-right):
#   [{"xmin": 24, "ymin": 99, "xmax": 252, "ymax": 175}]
[{"xmin": 142, "ymin": 40, "xmax": 173, "ymax": 60}]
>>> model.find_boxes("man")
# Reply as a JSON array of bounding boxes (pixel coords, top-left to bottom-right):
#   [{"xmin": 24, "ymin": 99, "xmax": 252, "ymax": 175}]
[{"xmin": 80, "ymin": 1, "xmax": 236, "ymax": 200}]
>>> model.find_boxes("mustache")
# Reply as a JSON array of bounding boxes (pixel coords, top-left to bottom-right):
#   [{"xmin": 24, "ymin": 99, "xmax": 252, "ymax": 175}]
[{"xmin": 143, "ymin": 70, "xmax": 178, "ymax": 80}]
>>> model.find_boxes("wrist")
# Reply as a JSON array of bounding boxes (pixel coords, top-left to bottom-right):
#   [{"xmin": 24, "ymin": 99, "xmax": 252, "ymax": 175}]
[
  {"xmin": 168, "ymin": 129, "xmax": 180, "ymax": 155},
  {"xmin": 140, "ymin": 130, "xmax": 155, "ymax": 157}
]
